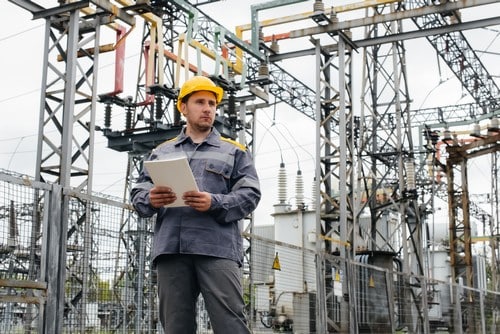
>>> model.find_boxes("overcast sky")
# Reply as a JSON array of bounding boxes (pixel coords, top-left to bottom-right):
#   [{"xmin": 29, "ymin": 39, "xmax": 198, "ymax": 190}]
[{"xmin": 1, "ymin": 0, "xmax": 499, "ymax": 225}]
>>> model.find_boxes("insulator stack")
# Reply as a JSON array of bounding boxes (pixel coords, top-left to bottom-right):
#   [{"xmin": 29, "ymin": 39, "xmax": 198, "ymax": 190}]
[
  {"xmin": 259, "ymin": 28, "xmax": 264, "ymax": 43},
  {"xmin": 488, "ymin": 117, "xmax": 499, "ymax": 132},
  {"xmin": 155, "ymin": 95, "xmax": 163, "ymax": 121},
  {"xmin": 443, "ymin": 127, "xmax": 452, "ymax": 141},
  {"xmin": 258, "ymin": 62, "xmax": 269, "ymax": 78},
  {"xmin": 471, "ymin": 123, "xmax": 481, "ymax": 136},
  {"xmin": 295, "ymin": 169, "xmax": 304, "ymax": 208},
  {"xmin": 277, "ymin": 162, "xmax": 287, "ymax": 204},
  {"xmin": 405, "ymin": 160, "xmax": 416, "ymax": 191},
  {"xmin": 125, "ymin": 108, "xmax": 132, "ymax": 130},
  {"xmin": 271, "ymin": 39, "xmax": 279, "ymax": 53},
  {"xmin": 313, "ymin": 0, "xmax": 324, "ymax": 13},
  {"xmin": 104, "ymin": 104, "xmax": 111, "ymax": 129},
  {"xmin": 311, "ymin": 177, "xmax": 317, "ymax": 210},
  {"xmin": 329, "ymin": 7, "xmax": 338, "ymax": 22}
]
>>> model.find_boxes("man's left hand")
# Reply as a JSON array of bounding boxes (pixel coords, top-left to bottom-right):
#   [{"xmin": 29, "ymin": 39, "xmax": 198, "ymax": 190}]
[{"xmin": 182, "ymin": 191, "xmax": 212, "ymax": 211}]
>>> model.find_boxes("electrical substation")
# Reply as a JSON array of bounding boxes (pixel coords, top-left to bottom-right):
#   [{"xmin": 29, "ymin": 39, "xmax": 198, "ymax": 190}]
[{"xmin": 0, "ymin": 0, "xmax": 500, "ymax": 333}]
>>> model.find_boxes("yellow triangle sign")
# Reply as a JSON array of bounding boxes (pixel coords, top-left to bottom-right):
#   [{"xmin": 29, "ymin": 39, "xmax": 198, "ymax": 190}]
[
  {"xmin": 272, "ymin": 252, "xmax": 281, "ymax": 271},
  {"xmin": 369, "ymin": 275, "xmax": 375, "ymax": 288}
]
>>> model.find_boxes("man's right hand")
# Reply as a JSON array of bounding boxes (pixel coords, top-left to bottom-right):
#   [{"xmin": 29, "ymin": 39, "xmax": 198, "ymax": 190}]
[{"xmin": 149, "ymin": 186, "xmax": 177, "ymax": 208}]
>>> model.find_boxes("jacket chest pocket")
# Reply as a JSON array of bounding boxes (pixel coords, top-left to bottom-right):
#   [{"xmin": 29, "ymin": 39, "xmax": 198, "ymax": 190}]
[
  {"xmin": 205, "ymin": 160, "xmax": 231, "ymax": 180},
  {"xmin": 201, "ymin": 160, "xmax": 232, "ymax": 193}
]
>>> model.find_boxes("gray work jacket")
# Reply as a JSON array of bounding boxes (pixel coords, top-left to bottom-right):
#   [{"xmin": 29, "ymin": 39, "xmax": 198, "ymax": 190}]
[{"xmin": 130, "ymin": 127, "xmax": 261, "ymax": 266}]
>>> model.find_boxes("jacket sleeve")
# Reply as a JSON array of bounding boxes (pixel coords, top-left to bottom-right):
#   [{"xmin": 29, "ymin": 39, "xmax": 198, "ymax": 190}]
[
  {"xmin": 130, "ymin": 168, "xmax": 159, "ymax": 218},
  {"xmin": 210, "ymin": 148, "xmax": 261, "ymax": 223}
]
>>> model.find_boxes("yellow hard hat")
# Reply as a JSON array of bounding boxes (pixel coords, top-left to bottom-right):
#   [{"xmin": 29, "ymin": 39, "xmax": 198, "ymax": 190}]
[{"xmin": 176, "ymin": 76, "xmax": 224, "ymax": 111}]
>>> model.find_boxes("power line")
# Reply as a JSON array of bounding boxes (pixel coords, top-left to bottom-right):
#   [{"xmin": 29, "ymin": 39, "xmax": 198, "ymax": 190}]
[
  {"xmin": 0, "ymin": 24, "xmax": 43, "ymax": 43},
  {"xmin": 0, "ymin": 88, "xmax": 40, "ymax": 104}
]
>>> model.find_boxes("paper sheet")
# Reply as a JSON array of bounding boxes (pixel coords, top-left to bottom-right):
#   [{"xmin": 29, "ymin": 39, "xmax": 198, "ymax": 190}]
[{"xmin": 143, "ymin": 156, "xmax": 199, "ymax": 207}]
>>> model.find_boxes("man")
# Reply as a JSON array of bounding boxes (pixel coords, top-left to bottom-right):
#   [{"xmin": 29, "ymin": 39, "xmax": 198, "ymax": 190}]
[{"xmin": 130, "ymin": 76, "xmax": 261, "ymax": 334}]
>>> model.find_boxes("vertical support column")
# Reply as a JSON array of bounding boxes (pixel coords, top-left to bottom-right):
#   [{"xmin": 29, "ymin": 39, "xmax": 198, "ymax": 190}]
[
  {"xmin": 337, "ymin": 35, "xmax": 356, "ymax": 334},
  {"xmin": 314, "ymin": 41, "xmax": 328, "ymax": 334},
  {"xmin": 358, "ymin": 0, "xmax": 415, "ymax": 258},
  {"xmin": 59, "ymin": 9, "xmax": 79, "ymax": 188},
  {"xmin": 447, "ymin": 155, "xmax": 474, "ymax": 289},
  {"xmin": 491, "ymin": 152, "xmax": 500, "ymax": 333},
  {"xmin": 313, "ymin": 26, "xmax": 354, "ymax": 331},
  {"xmin": 447, "ymin": 161, "xmax": 458, "ymax": 283},
  {"xmin": 460, "ymin": 160, "xmax": 473, "ymax": 292},
  {"xmin": 446, "ymin": 151, "xmax": 474, "ymax": 332},
  {"xmin": 33, "ymin": 4, "xmax": 103, "ymax": 331},
  {"xmin": 36, "ymin": 8, "xmax": 80, "ymax": 332}
]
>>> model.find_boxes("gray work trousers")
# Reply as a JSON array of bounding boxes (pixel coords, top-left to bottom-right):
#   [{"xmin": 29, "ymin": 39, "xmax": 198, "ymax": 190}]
[{"xmin": 156, "ymin": 254, "xmax": 251, "ymax": 334}]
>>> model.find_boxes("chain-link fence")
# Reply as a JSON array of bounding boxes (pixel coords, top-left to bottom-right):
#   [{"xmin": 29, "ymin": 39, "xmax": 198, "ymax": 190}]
[
  {"xmin": 0, "ymin": 170, "xmax": 498, "ymax": 333},
  {"xmin": 0, "ymin": 170, "xmax": 157, "ymax": 333}
]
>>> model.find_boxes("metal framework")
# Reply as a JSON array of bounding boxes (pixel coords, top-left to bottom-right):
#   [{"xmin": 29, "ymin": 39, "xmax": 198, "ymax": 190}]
[
  {"xmin": 444, "ymin": 133, "xmax": 500, "ymax": 331},
  {"xmin": 405, "ymin": 0, "xmax": 500, "ymax": 112},
  {"xmin": 4, "ymin": 0, "xmax": 500, "ymax": 333},
  {"xmin": 446, "ymin": 134, "xmax": 500, "ymax": 285},
  {"xmin": 6, "ymin": 1, "xmax": 137, "ymax": 332}
]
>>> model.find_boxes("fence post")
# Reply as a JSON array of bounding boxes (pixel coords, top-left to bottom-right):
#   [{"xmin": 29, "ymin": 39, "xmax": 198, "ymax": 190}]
[
  {"xmin": 453, "ymin": 282, "xmax": 463, "ymax": 334},
  {"xmin": 479, "ymin": 291, "xmax": 485, "ymax": 334},
  {"xmin": 421, "ymin": 276, "xmax": 430, "ymax": 334},
  {"xmin": 40, "ymin": 184, "xmax": 68, "ymax": 333}
]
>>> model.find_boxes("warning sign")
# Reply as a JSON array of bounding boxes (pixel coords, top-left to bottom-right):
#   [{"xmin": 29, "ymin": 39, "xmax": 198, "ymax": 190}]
[
  {"xmin": 272, "ymin": 252, "xmax": 281, "ymax": 271},
  {"xmin": 369, "ymin": 275, "xmax": 375, "ymax": 288}
]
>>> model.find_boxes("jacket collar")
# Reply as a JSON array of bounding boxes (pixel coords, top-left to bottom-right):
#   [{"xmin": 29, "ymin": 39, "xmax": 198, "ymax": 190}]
[{"xmin": 175, "ymin": 126, "xmax": 221, "ymax": 147}]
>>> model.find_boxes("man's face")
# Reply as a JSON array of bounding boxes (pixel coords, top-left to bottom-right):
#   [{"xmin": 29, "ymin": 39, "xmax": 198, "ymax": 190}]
[{"xmin": 181, "ymin": 90, "xmax": 217, "ymax": 132}]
